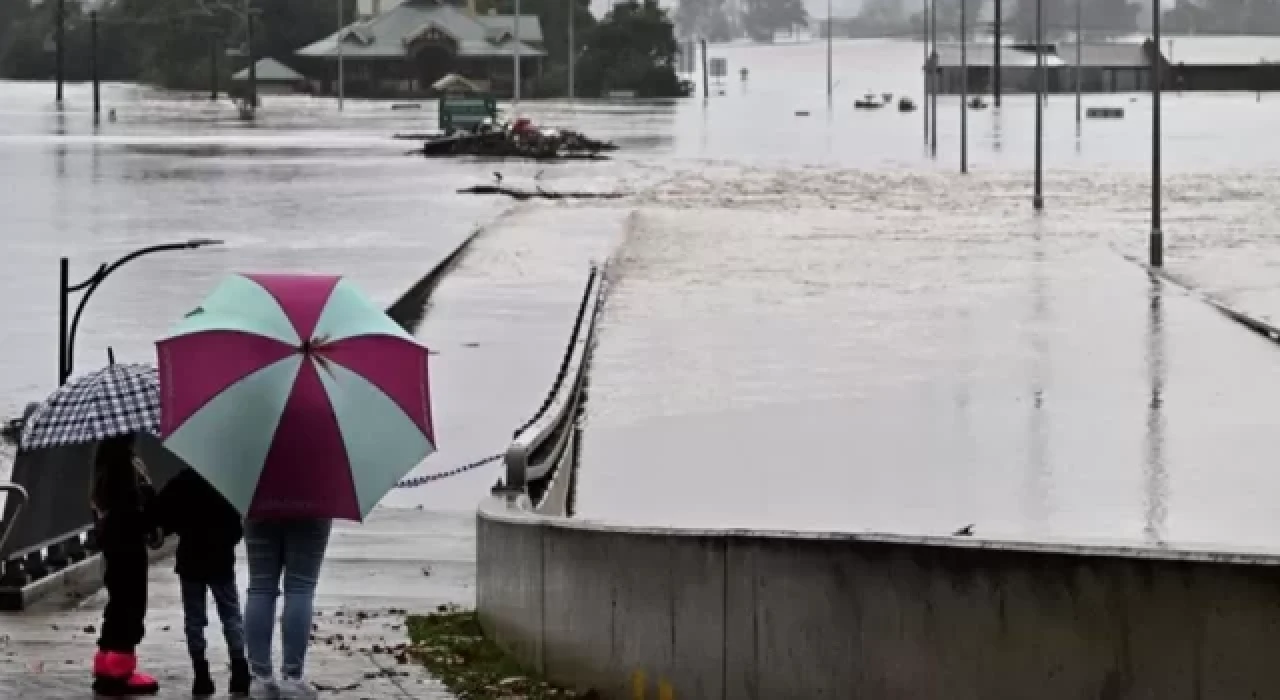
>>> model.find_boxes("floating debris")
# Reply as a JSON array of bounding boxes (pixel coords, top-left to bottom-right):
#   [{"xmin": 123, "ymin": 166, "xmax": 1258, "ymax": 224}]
[
  {"xmin": 412, "ymin": 117, "xmax": 618, "ymax": 160},
  {"xmin": 457, "ymin": 185, "xmax": 627, "ymax": 201}
]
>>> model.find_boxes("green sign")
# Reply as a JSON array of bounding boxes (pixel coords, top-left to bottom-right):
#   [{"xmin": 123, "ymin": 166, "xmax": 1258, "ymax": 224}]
[{"xmin": 440, "ymin": 95, "xmax": 497, "ymax": 133}]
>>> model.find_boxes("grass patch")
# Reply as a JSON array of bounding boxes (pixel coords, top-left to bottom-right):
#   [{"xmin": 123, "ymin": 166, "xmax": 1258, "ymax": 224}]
[{"xmin": 407, "ymin": 605, "xmax": 594, "ymax": 700}]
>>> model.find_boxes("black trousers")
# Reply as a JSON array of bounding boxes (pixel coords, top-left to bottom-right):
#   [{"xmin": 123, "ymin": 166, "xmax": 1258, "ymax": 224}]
[{"xmin": 98, "ymin": 549, "xmax": 148, "ymax": 653}]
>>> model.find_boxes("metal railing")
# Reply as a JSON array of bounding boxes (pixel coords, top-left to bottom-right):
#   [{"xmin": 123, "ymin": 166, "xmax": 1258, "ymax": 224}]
[{"xmin": 497, "ymin": 264, "xmax": 606, "ymax": 514}]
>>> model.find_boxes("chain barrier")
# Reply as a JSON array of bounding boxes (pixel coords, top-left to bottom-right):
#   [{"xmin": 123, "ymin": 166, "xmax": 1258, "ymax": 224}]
[{"xmin": 394, "ymin": 453, "xmax": 503, "ymax": 489}]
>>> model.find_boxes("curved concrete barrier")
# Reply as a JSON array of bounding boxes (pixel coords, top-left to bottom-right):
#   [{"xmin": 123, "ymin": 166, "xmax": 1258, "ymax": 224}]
[{"xmin": 477, "ymin": 497, "xmax": 1280, "ymax": 699}]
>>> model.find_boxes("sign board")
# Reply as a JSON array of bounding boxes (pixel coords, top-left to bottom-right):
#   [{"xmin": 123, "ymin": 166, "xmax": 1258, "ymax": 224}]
[
  {"xmin": 709, "ymin": 57, "xmax": 728, "ymax": 79},
  {"xmin": 439, "ymin": 95, "xmax": 497, "ymax": 134}
]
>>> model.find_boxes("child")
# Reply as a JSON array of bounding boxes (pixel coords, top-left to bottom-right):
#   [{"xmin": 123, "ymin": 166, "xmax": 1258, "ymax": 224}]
[
  {"xmin": 89, "ymin": 433, "xmax": 160, "ymax": 697},
  {"xmin": 153, "ymin": 468, "xmax": 250, "ymax": 698}
]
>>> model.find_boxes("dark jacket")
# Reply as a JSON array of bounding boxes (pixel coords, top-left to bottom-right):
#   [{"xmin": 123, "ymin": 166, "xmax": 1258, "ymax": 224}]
[
  {"xmin": 151, "ymin": 470, "xmax": 243, "ymax": 583},
  {"xmin": 95, "ymin": 480, "xmax": 156, "ymax": 563}
]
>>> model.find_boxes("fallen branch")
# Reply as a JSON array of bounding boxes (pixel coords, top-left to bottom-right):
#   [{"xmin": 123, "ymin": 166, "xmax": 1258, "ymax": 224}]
[{"xmin": 457, "ymin": 185, "xmax": 627, "ymax": 201}]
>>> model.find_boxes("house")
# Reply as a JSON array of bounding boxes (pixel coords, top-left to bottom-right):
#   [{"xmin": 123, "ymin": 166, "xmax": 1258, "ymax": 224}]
[
  {"xmin": 931, "ymin": 36, "xmax": 1280, "ymax": 95},
  {"xmin": 231, "ymin": 58, "xmax": 309, "ymax": 95},
  {"xmin": 296, "ymin": 0, "xmax": 545, "ymax": 98}
]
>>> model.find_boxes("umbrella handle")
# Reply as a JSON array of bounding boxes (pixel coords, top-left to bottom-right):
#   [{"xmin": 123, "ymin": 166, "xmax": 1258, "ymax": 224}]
[
  {"xmin": 0, "ymin": 483, "xmax": 29, "ymax": 553},
  {"xmin": 107, "ymin": 347, "xmax": 115, "ymax": 365}
]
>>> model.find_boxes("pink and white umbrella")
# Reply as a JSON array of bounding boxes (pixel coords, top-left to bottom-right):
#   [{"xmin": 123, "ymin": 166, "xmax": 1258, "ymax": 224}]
[{"xmin": 157, "ymin": 273, "xmax": 435, "ymax": 521}]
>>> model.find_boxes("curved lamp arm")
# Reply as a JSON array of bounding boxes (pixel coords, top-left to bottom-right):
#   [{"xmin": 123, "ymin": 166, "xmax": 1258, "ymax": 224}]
[{"xmin": 63, "ymin": 239, "xmax": 221, "ymax": 382}]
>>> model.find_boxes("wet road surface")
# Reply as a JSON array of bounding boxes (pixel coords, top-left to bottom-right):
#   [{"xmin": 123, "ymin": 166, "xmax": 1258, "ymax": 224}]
[{"xmin": 577, "ymin": 166, "xmax": 1280, "ymax": 552}]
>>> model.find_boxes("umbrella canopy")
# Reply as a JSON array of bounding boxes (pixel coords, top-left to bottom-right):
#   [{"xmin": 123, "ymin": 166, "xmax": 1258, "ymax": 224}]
[
  {"xmin": 21, "ymin": 363, "xmax": 159, "ymax": 451},
  {"xmin": 158, "ymin": 273, "xmax": 435, "ymax": 521}
]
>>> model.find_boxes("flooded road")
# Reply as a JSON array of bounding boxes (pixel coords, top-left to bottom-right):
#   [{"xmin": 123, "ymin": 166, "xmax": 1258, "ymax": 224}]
[{"xmin": 4, "ymin": 37, "xmax": 1280, "ymax": 540}]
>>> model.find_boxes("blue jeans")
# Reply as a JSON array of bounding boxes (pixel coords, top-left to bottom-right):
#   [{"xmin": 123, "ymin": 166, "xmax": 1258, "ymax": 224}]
[
  {"xmin": 180, "ymin": 577, "xmax": 246, "ymax": 661},
  {"xmin": 243, "ymin": 519, "xmax": 332, "ymax": 680}
]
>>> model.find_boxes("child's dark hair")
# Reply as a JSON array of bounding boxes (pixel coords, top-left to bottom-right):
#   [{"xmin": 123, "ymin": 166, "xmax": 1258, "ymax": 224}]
[{"xmin": 90, "ymin": 434, "xmax": 144, "ymax": 515}]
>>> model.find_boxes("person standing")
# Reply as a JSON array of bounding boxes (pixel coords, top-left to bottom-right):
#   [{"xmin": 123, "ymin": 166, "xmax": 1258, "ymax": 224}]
[
  {"xmin": 243, "ymin": 518, "xmax": 333, "ymax": 700},
  {"xmin": 89, "ymin": 434, "xmax": 160, "ymax": 697},
  {"xmin": 152, "ymin": 468, "xmax": 250, "ymax": 697}
]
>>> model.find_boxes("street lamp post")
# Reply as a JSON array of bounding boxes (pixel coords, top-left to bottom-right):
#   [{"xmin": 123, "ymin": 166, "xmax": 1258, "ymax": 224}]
[
  {"xmin": 993, "ymin": 0, "xmax": 1002, "ymax": 106},
  {"xmin": 513, "ymin": 0, "xmax": 522, "ymax": 111},
  {"xmin": 58, "ymin": 239, "xmax": 222, "ymax": 385},
  {"xmin": 1150, "ymin": 3, "xmax": 1163, "ymax": 266}
]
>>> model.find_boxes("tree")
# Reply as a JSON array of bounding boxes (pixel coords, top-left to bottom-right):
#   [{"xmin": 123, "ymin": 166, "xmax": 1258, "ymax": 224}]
[
  {"xmin": 576, "ymin": 0, "xmax": 688, "ymax": 97},
  {"xmin": 675, "ymin": 0, "xmax": 731, "ymax": 41},
  {"xmin": 740, "ymin": 0, "xmax": 805, "ymax": 42}
]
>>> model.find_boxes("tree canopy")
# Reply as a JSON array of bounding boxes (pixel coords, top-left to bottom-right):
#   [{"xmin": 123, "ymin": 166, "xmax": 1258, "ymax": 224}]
[
  {"xmin": 740, "ymin": 0, "xmax": 806, "ymax": 42},
  {"xmin": 575, "ymin": 0, "xmax": 688, "ymax": 97}
]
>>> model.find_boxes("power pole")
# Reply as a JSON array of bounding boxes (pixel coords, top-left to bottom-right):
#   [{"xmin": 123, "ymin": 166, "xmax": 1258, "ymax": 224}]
[
  {"xmin": 993, "ymin": 0, "xmax": 1001, "ymax": 106},
  {"xmin": 960, "ymin": 0, "xmax": 968, "ymax": 174},
  {"xmin": 1033, "ymin": 0, "xmax": 1044, "ymax": 210},
  {"xmin": 513, "ymin": 0, "xmax": 522, "ymax": 109},
  {"xmin": 701, "ymin": 38, "xmax": 709, "ymax": 99},
  {"xmin": 91, "ymin": 11, "xmax": 100, "ymax": 122},
  {"xmin": 247, "ymin": 3, "xmax": 258, "ymax": 109},
  {"xmin": 923, "ymin": 0, "xmax": 929, "ymax": 141},
  {"xmin": 929, "ymin": 0, "xmax": 937, "ymax": 157},
  {"xmin": 1151, "ymin": 12, "xmax": 1163, "ymax": 265},
  {"xmin": 568, "ymin": 0, "xmax": 575, "ymax": 99},
  {"xmin": 55, "ymin": 0, "xmax": 65, "ymax": 104},
  {"xmin": 338, "ymin": 0, "xmax": 345, "ymax": 110},
  {"xmin": 1075, "ymin": 0, "xmax": 1082, "ymax": 125},
  {"xmin": 826, "ymin": 0, "xmax": 832, "ymax": 105}
]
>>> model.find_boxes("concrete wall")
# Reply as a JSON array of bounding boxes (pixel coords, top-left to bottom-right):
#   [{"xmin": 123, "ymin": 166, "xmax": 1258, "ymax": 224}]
[{"xmin": 477, "ymin": 498, "xmax": 1280, "ymax": 700}]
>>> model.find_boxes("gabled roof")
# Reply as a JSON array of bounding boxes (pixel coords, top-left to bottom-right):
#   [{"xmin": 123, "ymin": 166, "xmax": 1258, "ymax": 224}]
[
  {"xmin": 232, "ymin": 57, "xmax": 306, "ymax": 82},
  {"xmin": 297, "ymin": 0, "xmax": 545, "ymax": 60}
]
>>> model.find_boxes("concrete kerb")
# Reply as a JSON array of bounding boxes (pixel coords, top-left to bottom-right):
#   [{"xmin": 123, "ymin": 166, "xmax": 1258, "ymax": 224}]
[{"xmin": 477, "ymin": 497, "xmax": 1280, "ymax": 699}]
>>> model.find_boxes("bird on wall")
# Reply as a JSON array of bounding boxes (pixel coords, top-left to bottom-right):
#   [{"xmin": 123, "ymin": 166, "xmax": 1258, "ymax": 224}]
[{"xmin": 953, "ymin": 523, "xmax": 975, "ymax": 536}]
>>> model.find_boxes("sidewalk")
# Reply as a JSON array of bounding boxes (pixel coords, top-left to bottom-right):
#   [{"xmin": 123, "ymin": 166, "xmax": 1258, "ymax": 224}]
[{"xmin": 0, "ymin": 508, "xmax": 472, "ymax": 698}]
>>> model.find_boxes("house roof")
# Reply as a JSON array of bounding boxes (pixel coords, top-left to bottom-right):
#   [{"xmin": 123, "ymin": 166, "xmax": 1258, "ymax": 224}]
[
  {"xmin": 231, "ymin": 57, "xmax": 306, "ymax": 82},
  {"xmin": 1160, "ymin": 35, "xmax": 1280, "ymax": 66},
  {"xmin": 1057, "ymin": 42, "xmax": 1149, "ymax": 68},
  {"xmin": 933, "ymin": 43, "xmax": 1063, "ymax": 68},
  {"xmin": 296, "ymin": 0, "xmax": 545, "ymax": 60},
  {"xmin": 933, "ymin": 41, "xmax": 1149, "ymax": 68}
]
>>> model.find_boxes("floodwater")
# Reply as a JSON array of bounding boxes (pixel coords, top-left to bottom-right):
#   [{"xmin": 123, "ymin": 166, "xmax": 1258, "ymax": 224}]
[{"xmin": 4, "ymin": 37, "xmax": 1280, "ymax": 546}]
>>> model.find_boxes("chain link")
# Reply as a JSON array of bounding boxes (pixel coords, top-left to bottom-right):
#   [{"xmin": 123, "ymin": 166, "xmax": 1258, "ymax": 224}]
[{"xmin": 393, "ymin": 453, "xmax": 503, "ymax": 488}]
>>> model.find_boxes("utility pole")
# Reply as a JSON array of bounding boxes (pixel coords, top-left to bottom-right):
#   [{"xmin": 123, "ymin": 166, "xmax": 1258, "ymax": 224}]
[
  {"xmin": 930, "ymin": 0, "xmax": 937, "ymax": 157},
  {"xmin": 513, "ymin": 0, "xmax": 522, "ymax": 110},
  {"xmin": 337, "ymin": 0, "xmax": 345, "ymax": 110},
  {"xmin": 1075, "ymin": 0, "xmax": 1082, "ymax": 125},
  {"xmin": 90, "ymin": 11, "xmax": 100, "ymax": 123},
  {"xmin": 1151, "ymin": 10, "xmax": 1163, "ymax": 266},
  {"xmin": 1033, "ymin": 0, "xmax": 1044, "ymax": 210},
  {"xmin": 701, "ymin": 38, "xmax": 709, "ymax": 99},
  {"xmin": 247, "ymin": 3, "xmax": 257, "ymax": 109},
  {"xmin": 960, "ymin": 0, "xmax": 968, "ymax": 174},
  {"xmin": 826, "ymin": 0, "xmax": 833, "ymax": 105},
  {"xmin": 55, "ymin": 0, "xmax": 65, "ymax": 104},
  {"xmin": 993, "ymin": 0, "xmax": 1001, "ymax": 106},
  {"xmin": 210, "ymin": 39, "xmax": 219, "ymax": 100},
  {"xmin": 923, "ymin": 0, "xmax": 929, "ymax": 142},
  {"xmin": 568, "ymin": 0, "xmax": 575, "ymax": 99}
]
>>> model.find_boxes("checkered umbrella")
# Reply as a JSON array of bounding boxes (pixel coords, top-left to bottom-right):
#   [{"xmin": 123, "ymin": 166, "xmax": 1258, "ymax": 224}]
[{"xmin": 20, "ymin": 363, "xmax": 160, "ymax": 451}]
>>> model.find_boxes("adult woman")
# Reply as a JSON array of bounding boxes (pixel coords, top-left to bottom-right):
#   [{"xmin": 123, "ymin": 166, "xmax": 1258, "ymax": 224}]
[{"xmin": 243, "ymin": 518, "xmax": 332, "ymax": 700}]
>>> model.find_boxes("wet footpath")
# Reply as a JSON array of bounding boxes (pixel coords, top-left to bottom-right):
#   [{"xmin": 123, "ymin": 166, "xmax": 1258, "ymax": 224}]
[{"xmin": 0, "ymin": 197, "xmax": 630, "ymax": 698}]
